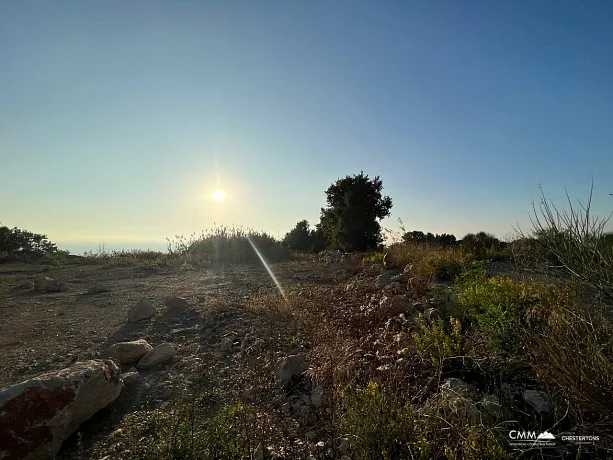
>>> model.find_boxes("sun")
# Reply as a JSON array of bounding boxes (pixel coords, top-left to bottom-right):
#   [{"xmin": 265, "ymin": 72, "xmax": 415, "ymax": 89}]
[{"xmin": 212, "ymin": 189, "xmax": 226, "ymax": 201}]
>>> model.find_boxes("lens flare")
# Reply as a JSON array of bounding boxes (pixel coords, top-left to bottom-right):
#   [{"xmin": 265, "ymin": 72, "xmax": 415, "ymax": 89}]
[{"xmin": 246, "ymin": 236, "xmax": 287, "ymax": 300}]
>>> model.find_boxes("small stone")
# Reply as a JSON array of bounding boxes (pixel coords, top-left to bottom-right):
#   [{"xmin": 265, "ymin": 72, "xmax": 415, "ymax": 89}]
[
  {"xmin": 34, "ymin": 277, "xmax": 70, "ymax": 292},
  {"xmin": 88, "ymin": 285, "xmax": 110, "ymax": 294},
  {"xmin": 18, "ymin": 281, "xmax": 34, "ymax": 290},
  {"xmin": 120, "ymin": 371, "xmax": 142, "ymax": 385},
  {"xmin": 338, "ymin": 439, "xmax": 349, "ymax": 452},
  {"xmin": 128, "ymin": 298, "xmax": 155, "ymax": 323},
  {"xmin": 137, "ymin": 343, "xmax": 177, "ymax": 370},
  {"xmin": 164, "ymin": 296, "xmax": 189, "ymax": 309},
  {"xmin": 315, "ymin": 441, "xmax": 325, "ymax": 449},
  {"xmin": 108, "ymin": 339, "xmax": 153, "ymax": 364}
]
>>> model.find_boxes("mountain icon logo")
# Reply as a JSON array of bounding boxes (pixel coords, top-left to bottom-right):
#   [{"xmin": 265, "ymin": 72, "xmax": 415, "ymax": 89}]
[{"xmin": 537, "ymin": 431, "xmax": 555, "ymax": 440}]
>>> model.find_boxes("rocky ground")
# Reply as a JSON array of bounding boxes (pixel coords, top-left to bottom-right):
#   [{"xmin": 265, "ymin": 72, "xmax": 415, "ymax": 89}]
[
  {"xmin": 0, "ymin": 256, "xmax": 590, "ymax": 459},
  {"xmin": 0, "ymin": 257, "xmax": 371, "ymax": 459}
]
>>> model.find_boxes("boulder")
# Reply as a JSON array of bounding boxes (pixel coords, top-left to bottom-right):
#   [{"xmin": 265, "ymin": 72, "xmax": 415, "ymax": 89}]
[
  {"xmin": 276, "ymin": 354, "xmax": 308, "ymax": 389},
  {"xmin": 34, "ymin": 277, "xmax": 69, "ymax": 293},
  {"xmin": 164, "ymin": 296, "xmax": 189, "ymax": 309},
  {"xmin": 0, "ymin": 359, "xmax": 122, "ymax": 460},
  {"xmin": 127, "ymin": 298, "xmax": 155, "ymax": 323},
  {"xmin": 108, "ymin": 339, "xmax": 153, "ymax": 364},
  {"xmin": 137, "ymin": 343, "xmax": 177, "ymax": 370}
]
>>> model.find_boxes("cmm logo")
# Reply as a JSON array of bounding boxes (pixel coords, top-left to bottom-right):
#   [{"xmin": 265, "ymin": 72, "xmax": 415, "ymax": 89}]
[{"xmin": 509, "ymin": 431, "xmax": 555, "ymax": 441}]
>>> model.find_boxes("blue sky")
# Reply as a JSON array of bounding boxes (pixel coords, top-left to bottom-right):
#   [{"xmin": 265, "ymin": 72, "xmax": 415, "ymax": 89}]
[{"xmin": 2, "ymin": 0, "xmax": 613, "ymax": 254}]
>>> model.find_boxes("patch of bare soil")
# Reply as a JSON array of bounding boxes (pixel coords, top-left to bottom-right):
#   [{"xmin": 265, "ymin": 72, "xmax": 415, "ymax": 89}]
[{"xmin": 0, "ymin": 258, "xmax": 358, "ymax": 459}]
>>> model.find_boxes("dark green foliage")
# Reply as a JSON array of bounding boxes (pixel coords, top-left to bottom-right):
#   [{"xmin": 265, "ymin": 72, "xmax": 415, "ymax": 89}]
[
  {"xmin": 282, "ymin": 220, "xmax": 329, "ymax": 252},
  {"xmin": 0, "ymin": 224, "xmax": 64, "ymax": 262},
  {"xmin": 402, "ymin": 231, "xmax": 457, "ymax": 248},
  {"xmin": 460, "ymin": 231, "xmax": 506, "ymax": 260},
  {"xmin": 319, "ymin": 171, "xmax": 392, "ymax": 252}
]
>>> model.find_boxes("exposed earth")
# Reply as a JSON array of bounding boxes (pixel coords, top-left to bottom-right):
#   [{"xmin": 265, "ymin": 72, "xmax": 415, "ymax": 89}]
[{"xmin": 0, "ymin": 257, "xmax": 362, "ymax": 459}]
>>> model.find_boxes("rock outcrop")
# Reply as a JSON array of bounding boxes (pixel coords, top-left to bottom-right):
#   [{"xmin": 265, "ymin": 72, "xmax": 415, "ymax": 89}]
[{"xmin": 0, "ymin": 359, "xmax": 123, "ymax": 460}]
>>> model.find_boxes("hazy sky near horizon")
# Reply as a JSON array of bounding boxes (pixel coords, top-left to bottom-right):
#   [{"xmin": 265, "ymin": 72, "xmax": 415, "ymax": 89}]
[{"xmin": 2, "ymin": 0, "xmax": 613, "ymax": 254}]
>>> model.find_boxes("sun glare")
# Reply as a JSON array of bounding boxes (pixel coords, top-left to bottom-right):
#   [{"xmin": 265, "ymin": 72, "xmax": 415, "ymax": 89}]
[{"xmin": 212, "ymin": 189, "xmax": 226, "ymax": 201}]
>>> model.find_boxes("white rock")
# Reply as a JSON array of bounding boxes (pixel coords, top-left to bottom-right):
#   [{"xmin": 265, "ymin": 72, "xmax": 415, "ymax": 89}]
[
  {"xmin": 108, "ymin": 339, "xmax": 153, "ymax": 364},
  {"xmin": 0, "ymin": 359, "xmax": 122, "ymax": 460},
  {"xmin": 128, "ymin": 298, "xmax": 155, "ymax": 323},
  {"xmin": 137, "ymin": 343, "xmax": 177, "ymax": 370}
]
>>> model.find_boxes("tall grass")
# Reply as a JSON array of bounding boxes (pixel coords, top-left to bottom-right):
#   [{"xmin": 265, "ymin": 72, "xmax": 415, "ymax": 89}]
[
  {"xmin": 168, "ymin": 225, "xmax": 290, "ymax": 265},
  {"xmin": 525, "ymin": 183, "xmax": 613, "ymax": 301},
  {"xmin": 79, "ymin": 225, "xmax": 290, "ymax": 267}
]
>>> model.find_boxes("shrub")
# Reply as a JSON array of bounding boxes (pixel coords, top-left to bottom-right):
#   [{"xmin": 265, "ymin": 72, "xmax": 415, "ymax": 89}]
[
  {"xmin": 362, "ymin": 252, "xmax": 386, "ymax": 265},
  {"xmin": 336, "ymin": 380, "xmax": 413, "ymax": 459},
  {"xmin": 124, "ymin": 401, "xmax": 258, "ymax": 460},
  {"xmin": 169, "ymin": 225, "xmax": 290, "ymax": 264},
  {"xmin": 388, "ymin": 243, "xmax": 471, "ymax": 282},
  {"xmin": 412, "ymin": 316, "xmax": 465, "ymax": 368},
  {"xmin": 454, "ymin": 264, "xmax": 535, "ymax": 355}
]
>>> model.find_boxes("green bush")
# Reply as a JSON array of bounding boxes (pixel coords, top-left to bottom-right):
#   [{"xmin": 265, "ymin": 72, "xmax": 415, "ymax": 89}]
[
  {"xmin": 412, "ymin": 316, "xmax": 465, "ymax": 368},
  {"xmin": 124, "ymin": 401, "xmax": 257, "ymax": 460},
  {"xmin": 454, "ymin": 263, "xmax": 535, "ymax": 354},
  {"xmin": 362, "ymin": 252, "xmax": 386, "ymax": 265}
]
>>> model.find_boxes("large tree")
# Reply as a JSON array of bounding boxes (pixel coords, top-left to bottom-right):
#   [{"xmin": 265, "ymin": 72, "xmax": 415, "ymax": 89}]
[{"xmin": 319, "ymin": 171, "xmax": 392, "ymax": 252}]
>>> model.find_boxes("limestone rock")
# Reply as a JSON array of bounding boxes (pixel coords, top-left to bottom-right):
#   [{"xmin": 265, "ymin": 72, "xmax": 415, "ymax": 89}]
[
  {"xmin": 128, "ymin": 298, "xmax": 155, "ymax": 323},
  {"xmin": 137, "ymin": 343, "xmax": 177, "ymax": 370},
  {"xmin": 108, "ymin": 339, "xmax": 153, "ymax": 364},
  {"xmin": 0, "ymin": 359, "xmax": 122, "ymax": 460}
]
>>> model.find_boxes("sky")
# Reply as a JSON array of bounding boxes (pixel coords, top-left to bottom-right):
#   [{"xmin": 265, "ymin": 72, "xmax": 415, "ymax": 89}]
[{"xmin": 2, "ymin": 0, "xmax": 613, "ymax": 254}]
